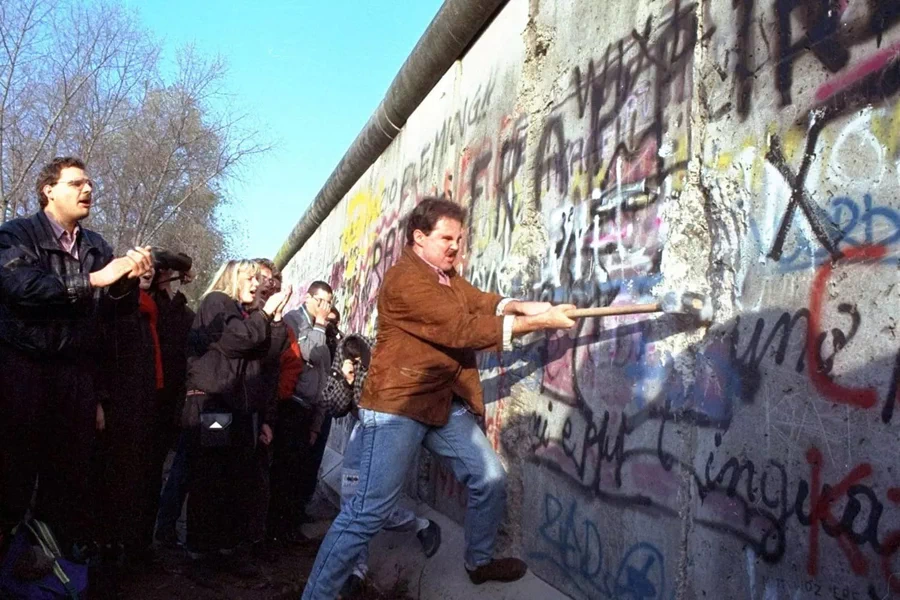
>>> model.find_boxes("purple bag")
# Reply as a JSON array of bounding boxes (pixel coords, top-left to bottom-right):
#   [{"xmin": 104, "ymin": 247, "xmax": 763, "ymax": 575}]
[{"xmin": 0, "ymin": 521, "xmax": 87, "ymax": 599}]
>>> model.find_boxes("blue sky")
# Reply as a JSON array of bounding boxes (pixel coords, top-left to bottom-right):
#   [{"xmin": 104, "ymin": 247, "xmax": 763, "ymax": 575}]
[{"xmin": 127, "ymin": 0, "xmax": 443, "ymax": 259}]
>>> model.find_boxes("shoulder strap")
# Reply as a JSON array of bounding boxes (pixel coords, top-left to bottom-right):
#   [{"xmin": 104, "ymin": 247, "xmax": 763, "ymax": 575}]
[{"xmin": 26, "ymin": 520, "xmax": 80, "ymax": 599}]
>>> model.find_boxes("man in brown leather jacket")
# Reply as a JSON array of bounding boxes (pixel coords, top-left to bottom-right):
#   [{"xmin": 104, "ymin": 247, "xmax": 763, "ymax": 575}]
[{"xmin": 302, "ymin": 197, "xmax": 576, "ymax": 599}]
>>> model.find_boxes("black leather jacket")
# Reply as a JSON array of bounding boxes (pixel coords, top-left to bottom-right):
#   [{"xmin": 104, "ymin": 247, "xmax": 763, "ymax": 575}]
[{"xmin": 0, "ymin": 211, "xmax": 137, "ymax": 358}]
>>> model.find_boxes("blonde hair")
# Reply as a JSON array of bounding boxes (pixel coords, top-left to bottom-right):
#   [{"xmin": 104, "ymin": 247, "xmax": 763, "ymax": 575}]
[{"xmin": 204, "ymin": 259, "xmax": 260, "ymax": 303}]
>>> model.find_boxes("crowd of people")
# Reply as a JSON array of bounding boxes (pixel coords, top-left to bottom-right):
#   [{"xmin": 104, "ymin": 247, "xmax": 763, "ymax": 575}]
[{"xmin": 0, "ymin": 156, "xmax": 577, "ymax": 599}]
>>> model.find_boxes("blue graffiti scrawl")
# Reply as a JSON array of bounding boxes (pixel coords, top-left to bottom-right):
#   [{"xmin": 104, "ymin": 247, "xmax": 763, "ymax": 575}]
[
  {"xmin": 626, "ymin": 340, "xmax": 743, "ymax": 429},
  {"xmin": 751, "ymin": 193, "xmax": 900, "ymax": 272},
  {"xmin": 528, "ymin": 493, "xmax": 666, "ymax": 600},
  {"xmin": 616, "ymin": 544, "xmax": 666, "ymax": 600}
]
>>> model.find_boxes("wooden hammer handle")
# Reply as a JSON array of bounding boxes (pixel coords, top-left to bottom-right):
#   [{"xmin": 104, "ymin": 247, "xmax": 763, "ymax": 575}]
[{"xmin": 565, "ymin": 303, "xmax": 662, "ymax": 318}]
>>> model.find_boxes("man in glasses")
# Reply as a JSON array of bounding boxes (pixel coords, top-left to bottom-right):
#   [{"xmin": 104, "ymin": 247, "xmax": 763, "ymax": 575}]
[
  {"xmin": 269, "ymin": 281, "xmax": 334, "ymax": 544},
  {"xmin": 291, "ymin": 305, "xmax": 344, "ymax": 528},
  {"xmin": 0, "ymin": 156, "xmax": 152, "ymax": 561},
  {"xmin": 254, "ymin": 258, "xmax": 282, "ymax": 306}
]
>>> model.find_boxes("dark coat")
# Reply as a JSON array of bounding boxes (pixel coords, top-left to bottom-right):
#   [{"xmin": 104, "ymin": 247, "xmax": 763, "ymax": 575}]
[
  {"xmin": 152, "ymin": 289, "xmax": 195, "ymax": 425},
  {"xmin": 185, "ymin": 292, "xmax": 286, "ymax": 552},
  {"xmin": 187, "ymin": 291, "xmax": 287, "ymax": 426},
  {"xmin": 99, "ymin": 298, "xmax": 161, "ymax": 549},
  {"xmin": 0, "ymin": 210, "xmax": 137, "ymax": 359},
  {"xmin": 154, "ymin": 289, "xmax": 194, "ymax": 398}
]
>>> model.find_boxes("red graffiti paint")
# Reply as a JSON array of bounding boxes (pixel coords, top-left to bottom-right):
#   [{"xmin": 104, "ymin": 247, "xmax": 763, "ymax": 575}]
[
  {"xmin": 629, "ymin": 462, "xmax": 679, "ymax": 500},
  {"xmin": 806, "ymin": 245, "xmax": 886, "ymax": 409},
  {"xmin": 805, "ymin": 447, "xmax": 872, "ymax": 577},
  {"xmin": 608, "ymin": 138, "xmax": 659, "ymax": 186},
  {"xmin": 815, "ymin": 40, "xmax": 900, "ymax": 103},
  {"xmin": 890, "ymin": 488, "xmax": 900, "ymax": 504},
  {"xmin": 542, "ymin": 330, "xmax": 577, "ymax": 404},
  {"xmin": 485, "ymin": 397, "xmax": 506, "ymax": 452}
]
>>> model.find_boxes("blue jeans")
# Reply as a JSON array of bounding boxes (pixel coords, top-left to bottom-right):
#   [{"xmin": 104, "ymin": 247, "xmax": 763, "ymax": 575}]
[
  {"xmin": 302, "ymin": 403, "xmax": 507, "ymax": 599},
  {"xmin": 340, "ymin": 418, "xmax": 417, "ymax": 577}
]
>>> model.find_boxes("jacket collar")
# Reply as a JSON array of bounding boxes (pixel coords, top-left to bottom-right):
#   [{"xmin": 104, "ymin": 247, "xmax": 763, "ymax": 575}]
[
  {"xmin": 33, "ymin": 211, "xmax": 98, "ymax": 256},
  {"xmin": 402, "ymin": 246, "xmax": 458, "ymax": 282},
  {"xmin": 299, "ymin": 303, "xmax": 313, "ymax": 326}
]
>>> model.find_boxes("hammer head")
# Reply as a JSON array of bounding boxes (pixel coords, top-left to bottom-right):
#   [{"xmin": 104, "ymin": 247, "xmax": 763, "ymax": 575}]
[{"xmin": 659, "ymin": 291, "xmax": 713, "ymax": 322}]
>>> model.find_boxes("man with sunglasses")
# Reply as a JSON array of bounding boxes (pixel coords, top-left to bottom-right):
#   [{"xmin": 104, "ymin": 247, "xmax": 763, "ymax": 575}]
[
  {"xmin": 0, "ymin": 156, "xmax": 153, "ymax": 561},
  {"xmin": 269, "ymin": 281, "xmax": 334, "ymax": 544}
]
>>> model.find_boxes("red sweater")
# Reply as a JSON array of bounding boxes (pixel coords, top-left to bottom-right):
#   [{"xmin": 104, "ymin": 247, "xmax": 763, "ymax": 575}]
[{"xmin": 139, "ymin": 290, "xmax": 164, "ymax": 390}]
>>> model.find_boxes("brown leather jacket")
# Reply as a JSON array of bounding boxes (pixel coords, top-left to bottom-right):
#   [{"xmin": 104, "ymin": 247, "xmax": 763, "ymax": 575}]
[{"xmin": 359, "ymin": 247, "xmax": 504, "ymax": 426}]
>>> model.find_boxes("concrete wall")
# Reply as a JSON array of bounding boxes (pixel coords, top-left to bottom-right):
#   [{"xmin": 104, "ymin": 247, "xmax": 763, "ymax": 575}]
[{"xmin": 282, "ymin": 0, "xmax": 900, "ymax": 597}]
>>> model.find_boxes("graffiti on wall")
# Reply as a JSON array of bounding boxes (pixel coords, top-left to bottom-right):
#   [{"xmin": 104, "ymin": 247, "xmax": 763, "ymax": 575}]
[
  {"xmin": 526, "ymin": 239, "xmax": 900, "ymax": 595},
  {"xmin": 522, "ymin": 0, "xmax": 900, "ymax": 595},
  {"xmin": 533, "ymin": 2, "xmax": 699, "ymax": 309},
  {"xmin": 282, "ymin": 0, "xmax": 900, "ymax": 597},
  {"xmin": 528, "ymin": 492, "xmax": 667, "ymax": 600},
  {"xmin": 730, "ymin": 0, "xmax": 900, "ymax": 119}
]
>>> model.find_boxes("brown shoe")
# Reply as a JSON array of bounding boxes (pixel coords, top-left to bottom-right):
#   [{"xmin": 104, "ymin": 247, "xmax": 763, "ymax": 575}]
[{"xmin": 466, "ymin": 557, "xmax": 528, "ymax": 584}]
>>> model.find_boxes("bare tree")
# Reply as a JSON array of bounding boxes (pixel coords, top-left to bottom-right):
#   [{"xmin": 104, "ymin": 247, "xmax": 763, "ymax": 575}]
[
  {"xmin": 0, "ymin": 0, "xmax": 156, "ymax": 220},
  {"xmin": 90, "ymin": 46, "xmax": 269, "ymax": 251},
  {"xmin": 0, "ymin": 0, "xmax": 270, "ymax": 283}
]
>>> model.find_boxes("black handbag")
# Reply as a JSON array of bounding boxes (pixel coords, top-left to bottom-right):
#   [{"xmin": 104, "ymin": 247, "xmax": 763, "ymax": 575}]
[
  {"xmin": 199, "ymin": 412, "xmax": 233, "ymax": 447},
  {"xmin": 183, "ymin": 346, "xmax": 249, "ymax": 444}
]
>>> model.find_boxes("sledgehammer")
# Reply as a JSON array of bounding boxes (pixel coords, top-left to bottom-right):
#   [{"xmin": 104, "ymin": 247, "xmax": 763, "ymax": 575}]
[{"xmin": 564, "ymin": 291, "xmax": 713, "ymax": 323}]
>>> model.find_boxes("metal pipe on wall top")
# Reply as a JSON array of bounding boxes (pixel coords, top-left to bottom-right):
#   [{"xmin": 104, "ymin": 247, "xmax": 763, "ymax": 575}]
[{"xmin": 274, "ymin": 0, "xmax": 508, "ymax": 269}]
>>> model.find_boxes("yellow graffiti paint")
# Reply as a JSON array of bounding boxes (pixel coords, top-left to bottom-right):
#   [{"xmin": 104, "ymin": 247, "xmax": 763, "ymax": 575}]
[
  {"xmin": 594, "ymin": 161, "xmax": 609, "ymax": 190},
  {"xmin": 886, "ymin": 101, "xmax": 900, "ymax": 157},
  {"xmin": 870, "ymin": 101, "xmax": 900, "ymax": 157},
  {"xmin": 783, "ymin": 125, "xmax": 805, "ymax": 162},
  {"xmin": 672, "ymin": 136, "xmax": 688, "ymax": 191},
  {"xmin": 715, "ymin": 151, "xmax": 734, "ymax": 171},
  {"xmin": 340, "ymin": 188, "xmax": 382, "ymax": 279},
  {"xmin": 570, "ymin": 166, "xmax": 590, "ymax": 205},
  {"xmin": 470, "ymin": 192, "xmax": 494, "ymax": 252}
]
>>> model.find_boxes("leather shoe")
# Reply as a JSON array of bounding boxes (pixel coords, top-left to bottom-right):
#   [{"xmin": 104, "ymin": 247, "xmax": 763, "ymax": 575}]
[
  {"xmin": 466, "ymin": 557, "xmax": 528, "ymax": 585},
  {"xmin": 416, "ymin": 520, "xmax": 441, "ymax": 558}
]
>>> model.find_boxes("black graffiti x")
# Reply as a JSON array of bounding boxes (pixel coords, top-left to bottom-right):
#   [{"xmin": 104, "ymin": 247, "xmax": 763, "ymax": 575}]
[{"xmin": 765, "ymin": 118, "xmax": 843, "ymax": 262}]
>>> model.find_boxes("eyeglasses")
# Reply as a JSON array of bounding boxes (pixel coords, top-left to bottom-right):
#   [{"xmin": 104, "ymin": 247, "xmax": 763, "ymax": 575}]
[{"xmin": 56, "ymin": 178, "xmax": 94, "ymax": 189}]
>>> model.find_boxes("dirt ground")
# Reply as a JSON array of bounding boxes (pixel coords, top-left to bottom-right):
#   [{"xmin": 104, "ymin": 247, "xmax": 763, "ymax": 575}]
[
  {"xmin": 101, "ymin": 493, "xmax": 411, "ymax": 600},
  {"xmin": 104, "ymin": 541, "xmax": 406, "ymax": 600}
]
